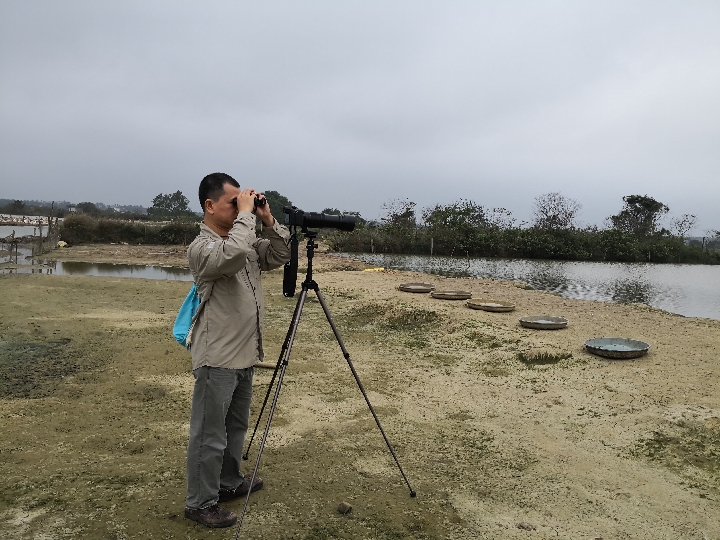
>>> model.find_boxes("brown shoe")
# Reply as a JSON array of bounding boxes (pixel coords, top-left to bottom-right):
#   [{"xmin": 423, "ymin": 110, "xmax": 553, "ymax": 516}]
[
  {"xmin": 218, "ymin": 474, "xmax": 264, "ymax": 502},
  {"xmin": 184, "ymin": 504, "xmax": 237, "ymax": 528}
]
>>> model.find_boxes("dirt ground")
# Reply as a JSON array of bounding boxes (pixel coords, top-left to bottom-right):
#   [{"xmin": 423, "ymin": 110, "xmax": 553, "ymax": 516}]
[{"xmin": 1, "ymin": 244, "xmax": 719, "ymax": 539}]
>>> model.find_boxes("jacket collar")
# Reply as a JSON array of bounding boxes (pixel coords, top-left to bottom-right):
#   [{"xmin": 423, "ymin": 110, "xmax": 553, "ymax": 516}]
[{"xmin": 199, "ymin": 222, "xmax": 225, "ymax": 239}]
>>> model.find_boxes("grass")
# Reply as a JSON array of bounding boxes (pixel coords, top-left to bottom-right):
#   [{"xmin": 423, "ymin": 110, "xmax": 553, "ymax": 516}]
[
  {"xmin": 466, "ymin": 330, "xmax": 501, "ymax": 349},
  {"xmin": 516, "ymin": 350, "xmax": 572, "ymax": 366},
  {"xmin": 335, "ymin": 301, "xmax": 440, "ymax": 350},
  {"xmin": 632, "ymin": 420, "xmax": 720, "ymax": 494}
]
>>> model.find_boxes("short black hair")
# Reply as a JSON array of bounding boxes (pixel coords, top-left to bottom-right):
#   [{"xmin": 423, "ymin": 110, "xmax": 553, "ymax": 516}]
[{"xmin": 199, "ymin": 173, "xmax": 240, "ymax": 212}]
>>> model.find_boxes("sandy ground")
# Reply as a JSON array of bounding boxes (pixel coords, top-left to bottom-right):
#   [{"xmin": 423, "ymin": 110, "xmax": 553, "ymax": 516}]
[
  {"xmin": 40, "ymin": 243, "xmax": 191, "ymax": 268},
  {"xmin": 0, "ymin": 244, "xmax": 718, "ymax": 539}
]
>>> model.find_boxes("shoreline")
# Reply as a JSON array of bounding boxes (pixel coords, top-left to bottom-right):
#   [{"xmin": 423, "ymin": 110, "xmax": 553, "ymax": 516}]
[{"xmin": 31, "ymin": 244, "xmax": 720, "ymax": 321}]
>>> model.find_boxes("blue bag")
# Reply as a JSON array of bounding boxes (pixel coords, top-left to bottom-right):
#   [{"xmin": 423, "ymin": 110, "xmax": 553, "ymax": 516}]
[{"xmin": 173, "ymin": 283, "xmax": 201, "ymax": 348}]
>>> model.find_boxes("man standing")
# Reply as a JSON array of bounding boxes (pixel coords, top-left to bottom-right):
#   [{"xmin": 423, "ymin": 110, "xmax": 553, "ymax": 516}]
[{"xmin": 184, "ymin": 172, "xmax": 291, "ymax": 528}]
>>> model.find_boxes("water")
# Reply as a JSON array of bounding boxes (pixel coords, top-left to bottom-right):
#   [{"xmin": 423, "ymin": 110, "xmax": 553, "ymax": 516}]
[
  {"xmin": 339, "ymin": 253, "xmax": 720, "ymax": 320},
  {"xmin": 2, "ymin": 247, "xmax": 718, "ymax": 319},
  {"xmin": 0, "ymin": 225, "xmax": 42, "ymax": 238},
  {"xmin": 1, "ymin": 258, "xmax": 192, "ymax": 281}
]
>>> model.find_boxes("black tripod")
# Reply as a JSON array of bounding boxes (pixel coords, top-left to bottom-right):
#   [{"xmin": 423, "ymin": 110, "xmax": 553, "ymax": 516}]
[{"xmin": 234, "ymin": 231, "xmax": 415, "ymax": 536}]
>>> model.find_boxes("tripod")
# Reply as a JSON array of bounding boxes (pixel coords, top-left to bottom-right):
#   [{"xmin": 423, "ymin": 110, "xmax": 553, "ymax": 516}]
[{"xmin": 234, "ymin": 231, "xmax": 415, "ymax": 535}]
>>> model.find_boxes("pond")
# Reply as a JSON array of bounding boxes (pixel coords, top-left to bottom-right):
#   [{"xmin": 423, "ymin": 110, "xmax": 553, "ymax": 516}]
[
  {"xmin": 338, "ymin": 253, "xmax": 720, "ymax": 320},
  {"xmin": 2, "ymin": 248, "xmax": 718, "ymax": 319},
  {"xmin": 0, "ymin": 225, "xmax": 44, "ymax": 238},
  {"xmin": 0, "ymin": 257, "xmax": 193, "ymax": 281}
]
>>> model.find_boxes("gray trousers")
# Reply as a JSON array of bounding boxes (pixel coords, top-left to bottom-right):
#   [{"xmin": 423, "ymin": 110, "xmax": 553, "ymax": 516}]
[{"xmin": 185, "ymin": 366, "xmax": 254, "ymax": 510}]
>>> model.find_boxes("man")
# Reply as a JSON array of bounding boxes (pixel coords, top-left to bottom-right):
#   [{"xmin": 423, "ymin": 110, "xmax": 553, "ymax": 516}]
[{"xmin": 184, "ymin": 172, "xmax": 291, "ymax": 528}]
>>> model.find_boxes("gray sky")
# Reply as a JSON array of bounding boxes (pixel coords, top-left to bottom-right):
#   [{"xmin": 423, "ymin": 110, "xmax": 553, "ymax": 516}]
[{"xmin": 1, "ymin": 1, "xmax": 718, "ymax": 233}]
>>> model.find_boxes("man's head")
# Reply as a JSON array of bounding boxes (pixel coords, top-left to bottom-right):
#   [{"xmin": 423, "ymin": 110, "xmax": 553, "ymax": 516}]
[
  {"xmin": 199, "ymin": 173, "xmax": 240, "ymax": 213},
  {"xmin": 199, "ymin": 173, "xmax": 242, "ymax": 235}
]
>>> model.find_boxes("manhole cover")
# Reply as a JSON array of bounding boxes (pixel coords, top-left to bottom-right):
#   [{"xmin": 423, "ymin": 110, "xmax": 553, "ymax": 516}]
[
  {"xmin": 467, "ymin": 299, "xmax": 516, "ymax": 312},
  {"xmin": 584, "ymin": 337, "xmax": 650, "ymax": 359},
  {"xmin": 398, "ymin": 282, "xmax": 435, "ymax": 293},
  {"xmin": 431, "ymin": 290, "xmax": 472, "ymax": 300},
  {"xmin": 518, "ymin": 315, "xmax": 568, "ymax": 329}
]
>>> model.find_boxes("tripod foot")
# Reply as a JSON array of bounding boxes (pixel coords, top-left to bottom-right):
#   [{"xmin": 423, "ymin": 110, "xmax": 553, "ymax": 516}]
[{"xmin": 410, "ymin": 491, "xmax": 417, "ymax": 498}]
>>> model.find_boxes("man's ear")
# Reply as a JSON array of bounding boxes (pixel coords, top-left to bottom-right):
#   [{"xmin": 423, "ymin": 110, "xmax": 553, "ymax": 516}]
[{"xmin": 204, "ymin": 199, "xmax": 214, "ymax": 214}]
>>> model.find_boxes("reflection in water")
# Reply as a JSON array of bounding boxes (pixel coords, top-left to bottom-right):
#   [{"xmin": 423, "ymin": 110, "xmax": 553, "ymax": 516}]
[
  {"xmin": 342, "ymin": 253, "xmax": 720, "ymax": 320},
  {"xmin": 1, "ymin": 259, "xmax": 192, "ymax": 281},
  {"xmin": 609, "ymin": 278, "xmax": 655, "ymax": 304},
  {"xmin": 526, "ymin": 262, "xmax": 571, "ymax": 295}
]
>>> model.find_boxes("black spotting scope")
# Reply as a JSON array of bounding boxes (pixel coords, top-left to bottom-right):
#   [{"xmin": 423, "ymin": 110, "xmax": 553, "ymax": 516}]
[{"xmin": 283, "ymin": 206, "xmax": 356, "ymax": 232}]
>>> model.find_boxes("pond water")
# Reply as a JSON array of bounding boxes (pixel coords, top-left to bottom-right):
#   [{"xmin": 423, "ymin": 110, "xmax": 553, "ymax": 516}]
[
  {"xmin": 2, "ymin": 248, "xmax": 718, "ymax": 319},
  {"xmin": 0, "ymin": 257, "xmax": 193, "ymax": 281},
  {"xmin": 338, "ymin": 253, "xmax": 720, "ymax": 320},
  {"xmin": 0, "ymin": 225, "xmax": 42, "ymax": 238}
]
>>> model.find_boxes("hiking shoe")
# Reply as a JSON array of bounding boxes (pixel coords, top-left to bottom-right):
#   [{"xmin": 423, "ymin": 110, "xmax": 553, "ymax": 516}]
[
  {"xmin": 218, "ymin": 474, "xmax": 264, "ymax": 502},
  {"xmin": 184, "ymin": 504, "xmax": 237, "ymax": 528}
]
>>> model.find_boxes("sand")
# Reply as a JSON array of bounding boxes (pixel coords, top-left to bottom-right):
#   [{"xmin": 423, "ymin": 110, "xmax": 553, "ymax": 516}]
[{"xmin": 0, "ymin": 244, "xmax": 718, "ymax": 539}]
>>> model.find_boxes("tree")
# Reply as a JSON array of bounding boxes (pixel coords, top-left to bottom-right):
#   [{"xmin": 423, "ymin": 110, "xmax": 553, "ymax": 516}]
[
  {"xmin": 150, "ymin": 191, "xmax": 190, "ymax": 215},
  {"xmin": 705, "ymin": 229, "xmax": 720, "ymax": 250},
  {"xmin": 670, "ymin": 214, "xmax": 697, "ymax": 239},
  {"xmin": 381, "ymin": 199, "xmax": 417, "ymax": 229},
  {"xmin": 8, "ymin": 200, "xmax": 26, "ymax": 215},
  {"xmin": 422, "ymin": 199, "xmax": 486, "ymax": 230},
  {"xmin": 532, "ymin": 192, "xmax": 581, "ymax": 230},
  {"xmin": 609, "ymin": 195, "xmax": 669, "ymax": 237},
  {"xmin": 263, "ymin": 190, "xmax": 292, "ymax": 225},
  {"xmin": 484, "ymin": 207, "xmax": 516, "ymax": 231},
  {"xmin": 422, "ymin": 199, "xmax": 486, "ymax": 255},
  {"xmin": 77, "ymin": 202, "xmax": 99, "ymax": 215}
]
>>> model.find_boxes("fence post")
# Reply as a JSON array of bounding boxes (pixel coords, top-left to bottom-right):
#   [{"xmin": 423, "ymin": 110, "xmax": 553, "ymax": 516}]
[{"xmin": 430, "ymin": 237, "xmax": 434, "ymax": 256}]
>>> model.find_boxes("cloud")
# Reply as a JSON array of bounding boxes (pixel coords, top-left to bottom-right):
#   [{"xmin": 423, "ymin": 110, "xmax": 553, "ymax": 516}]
[{"xmin": 0, "ymin": 1, "xmax": 718, "ymax": 232}]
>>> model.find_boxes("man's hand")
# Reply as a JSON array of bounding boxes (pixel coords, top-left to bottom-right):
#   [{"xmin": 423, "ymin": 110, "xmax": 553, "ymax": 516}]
[
  {"xmin": 236, "ymin": 189, "xmax": 257, "ymax": 213},
  {"xmin": 254, "ymin": 193, "xmax": 275, "ymax": 227}
]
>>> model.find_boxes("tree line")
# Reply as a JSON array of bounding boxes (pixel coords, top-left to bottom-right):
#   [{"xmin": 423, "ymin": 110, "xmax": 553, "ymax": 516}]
[
  {"xmin": 40, "ymin": 188, "xmax": 720, "ymax": 264},
  {"xmin": 324, "ymin": 193, "xmax": 720, "ymax": 264},
  {"xmin": 55, "ymin": 190, "xmax": 295, "ymax": 245}
]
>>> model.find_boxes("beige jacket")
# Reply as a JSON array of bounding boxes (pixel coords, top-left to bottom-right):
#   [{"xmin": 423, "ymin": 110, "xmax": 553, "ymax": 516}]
[{"xmin": 187, "ymin": 212, "xmax": 291, "ymax": 371}]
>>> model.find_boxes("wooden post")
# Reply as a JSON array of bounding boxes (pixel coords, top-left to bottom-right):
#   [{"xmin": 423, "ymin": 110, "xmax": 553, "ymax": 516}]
[
  {"xmin": 430, "ymin": 237, "xmax": 434, "ymax": 256},
  {"xmin": 38, "ymin": 219, "xmax": 44, "ymax": 255}
]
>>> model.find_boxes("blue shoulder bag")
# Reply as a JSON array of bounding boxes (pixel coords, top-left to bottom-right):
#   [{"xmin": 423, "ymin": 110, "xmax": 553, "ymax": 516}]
[{"xmin": 173, "ymin": 283, "xmax": 201, "ymax": 349}]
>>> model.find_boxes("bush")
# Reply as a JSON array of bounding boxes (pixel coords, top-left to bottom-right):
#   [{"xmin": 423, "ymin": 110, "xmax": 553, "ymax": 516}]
[
  {"xmin": 60, "ymin": 215, "xmax": 199, "ymax": 245},
  {"xmin": 325, "ymin": 223, "xmax": 720, "ymax": 265}
]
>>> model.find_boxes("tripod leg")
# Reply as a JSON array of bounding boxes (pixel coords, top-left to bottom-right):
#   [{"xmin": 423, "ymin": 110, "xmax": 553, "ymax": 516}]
[
  {"xmin": 243, "ymin": 292, "xmax": 305, "ymax": 460},
  {"xmin": 234, "ymin": 288, "xmax": 309, "ymax": 536},
  {"xmin": 314, "ymin": 288, "xmax": 416, "ymax": 498}
]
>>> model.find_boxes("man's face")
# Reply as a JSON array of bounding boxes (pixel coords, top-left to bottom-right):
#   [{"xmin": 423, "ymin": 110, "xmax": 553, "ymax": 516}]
[{"xmin": 207, "ymin": 183, "xmax": 241, "ymax": 231}]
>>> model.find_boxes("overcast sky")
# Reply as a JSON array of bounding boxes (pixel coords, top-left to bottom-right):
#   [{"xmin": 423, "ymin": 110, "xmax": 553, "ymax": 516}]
[{"xmin": 1, "ymin": 1, "xmax": 718, "ymax": 233}]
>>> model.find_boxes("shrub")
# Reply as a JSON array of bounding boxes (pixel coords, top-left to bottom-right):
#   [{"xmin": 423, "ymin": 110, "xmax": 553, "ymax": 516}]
[{"xmin": 60, "ymin": 216, "xmax": 199, "ymax": 245}]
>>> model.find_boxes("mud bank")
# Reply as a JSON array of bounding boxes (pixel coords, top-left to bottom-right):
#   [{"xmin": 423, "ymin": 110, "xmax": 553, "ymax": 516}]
[{"xmin": 0, "ymin": 246, "xmax": 718, "ymax": 539}]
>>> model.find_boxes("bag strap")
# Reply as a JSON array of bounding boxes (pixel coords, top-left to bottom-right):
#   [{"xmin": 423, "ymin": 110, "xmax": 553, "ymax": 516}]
[{"xmin": 186, "ymin": 281, "xmax": 214, "ymax": 348}]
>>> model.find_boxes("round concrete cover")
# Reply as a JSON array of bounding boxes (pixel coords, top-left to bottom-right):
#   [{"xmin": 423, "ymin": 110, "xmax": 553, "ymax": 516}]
[
  {"xmin": 398, "ymin": 282, "xmax": 435, "ymax": 293},
  {"xmin": 518, "ymin": 315, "xmax": 568, "ymax": 329},
  {"xmin": 467, "ymin": 299, "xmax": 516, "ymax": 312},
  {"xmin": 431, "ymin": 290, "xmax": 472, "ymax": 300},
  {"xmin": 584, "ymin": 337, "xmax": 650, "ymax": 359}
]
